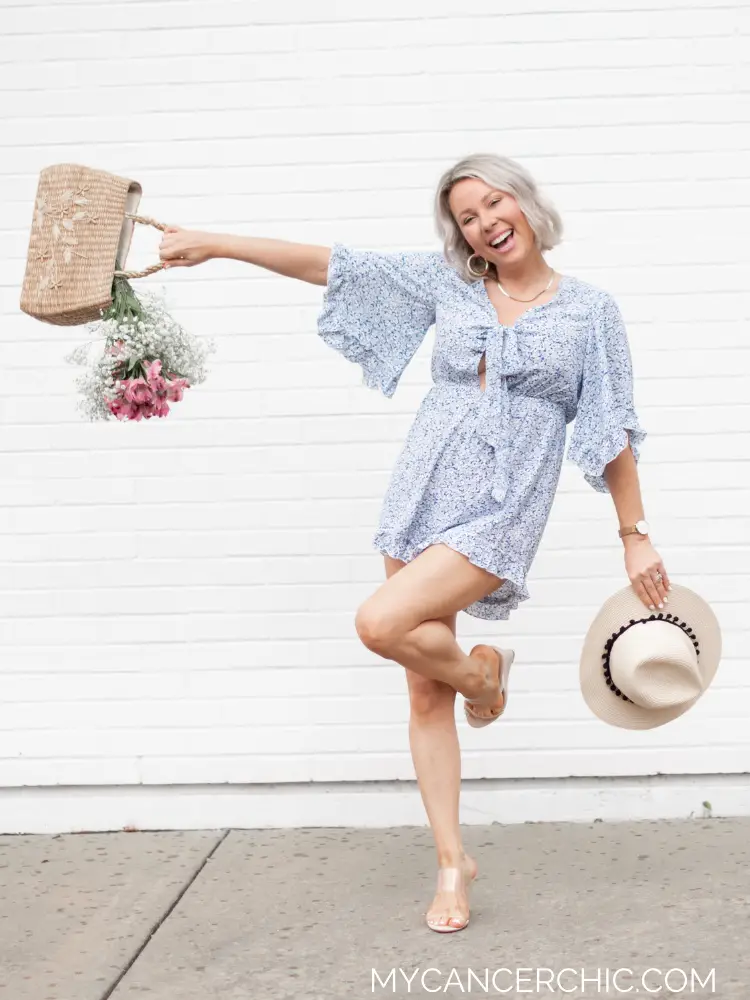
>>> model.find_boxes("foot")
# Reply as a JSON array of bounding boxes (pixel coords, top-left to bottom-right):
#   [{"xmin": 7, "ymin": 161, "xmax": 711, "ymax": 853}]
[
  {"xmin": 425, "ymin": 854, "xmax": 478, "ymax": 932},
  {"xmin": 465, "ymin": 645, "xmax": 506, "ymax": 721}
]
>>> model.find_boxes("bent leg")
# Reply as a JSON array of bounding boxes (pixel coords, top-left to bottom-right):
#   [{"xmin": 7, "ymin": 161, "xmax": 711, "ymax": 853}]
[{"xmin": 356, "ymin": 544, "xmax": 505, "ymax": 708}]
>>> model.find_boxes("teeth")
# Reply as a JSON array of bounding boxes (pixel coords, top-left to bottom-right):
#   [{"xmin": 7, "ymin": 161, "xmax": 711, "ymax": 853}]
[{"xmin": 491, "ymin": 230, "xmax": 513, "ymax": 247}]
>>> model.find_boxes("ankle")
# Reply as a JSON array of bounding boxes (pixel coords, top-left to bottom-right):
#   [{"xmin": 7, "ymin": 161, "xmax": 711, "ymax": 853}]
[{"xmin": 437, "ymin": 849, "xmax": 466, "ymax": 869}]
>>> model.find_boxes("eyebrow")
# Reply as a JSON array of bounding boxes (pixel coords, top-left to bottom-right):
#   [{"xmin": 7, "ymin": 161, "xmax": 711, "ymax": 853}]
[{"xmin": 459, "ymin": 191, "xmax": 497, "ymax": 218}]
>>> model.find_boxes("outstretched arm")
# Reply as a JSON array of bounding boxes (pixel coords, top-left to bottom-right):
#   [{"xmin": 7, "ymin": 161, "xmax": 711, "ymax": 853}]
[{"xmin": 158, "ymin": 227, "xmax": 331, "ymax": 286}]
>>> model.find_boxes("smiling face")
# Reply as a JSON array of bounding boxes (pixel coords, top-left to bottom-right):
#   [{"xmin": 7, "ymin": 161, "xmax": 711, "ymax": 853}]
[{"xmin": 447, "ymin": 176, "xmax": 535, "ymax": 271}]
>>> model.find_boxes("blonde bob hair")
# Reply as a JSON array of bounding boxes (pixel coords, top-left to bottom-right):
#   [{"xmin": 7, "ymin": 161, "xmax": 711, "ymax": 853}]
[{"xmin": 434, "ymin": 153, "xmax": 564, "ymax": 282}]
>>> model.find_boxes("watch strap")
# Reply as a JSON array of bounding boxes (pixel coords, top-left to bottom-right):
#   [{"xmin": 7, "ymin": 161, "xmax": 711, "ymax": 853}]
[{"xmin": 619, "ymin": 523, "xmax": 646, "ymax": 539}]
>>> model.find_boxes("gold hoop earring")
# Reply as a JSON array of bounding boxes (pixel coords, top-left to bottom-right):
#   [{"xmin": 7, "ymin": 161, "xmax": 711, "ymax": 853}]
[{"xmin": 467, "ymin": 253, "xmax": 489, "ymax": 278}]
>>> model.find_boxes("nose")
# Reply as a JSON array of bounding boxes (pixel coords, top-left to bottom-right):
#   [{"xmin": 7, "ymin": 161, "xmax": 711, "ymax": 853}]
[{"xmin": 482, "ymin": 212, "xmax": 503, "ymax": 233}]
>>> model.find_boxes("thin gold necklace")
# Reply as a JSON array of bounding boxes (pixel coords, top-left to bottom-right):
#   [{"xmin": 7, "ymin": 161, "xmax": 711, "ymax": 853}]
[{"xmin": 496, "ymin": 269, "xmax": 557, "ymax": 303}]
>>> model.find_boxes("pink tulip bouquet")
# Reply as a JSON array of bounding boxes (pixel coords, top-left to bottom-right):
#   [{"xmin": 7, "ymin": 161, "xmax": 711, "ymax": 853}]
[{"xmin": 65, "ymin": 276, "xmax": 215, "ymax": 421}]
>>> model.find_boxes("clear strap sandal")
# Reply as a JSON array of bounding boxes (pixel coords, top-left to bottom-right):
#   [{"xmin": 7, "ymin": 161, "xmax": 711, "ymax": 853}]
[
  {"xmin": 464, "ymin": 645, "xmax": 515, "ymax": 728},
  {"xmin": 425, "ymin": 866, "xmax": 475, "ymax": 933}
]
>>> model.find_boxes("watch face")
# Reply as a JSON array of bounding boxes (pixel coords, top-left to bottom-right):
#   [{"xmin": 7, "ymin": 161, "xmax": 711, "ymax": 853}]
[{"xmin": 636, "ymin": 519, "xmax": 650, "ymax": 534}]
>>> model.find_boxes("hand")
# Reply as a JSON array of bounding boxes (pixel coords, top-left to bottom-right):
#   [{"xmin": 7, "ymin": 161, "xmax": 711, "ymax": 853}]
[
  {"xmin": 624, "ymin": 537, "xmax": 671, "ymax": 610},
  {"xmin": 158, "ymin": 226, "xmax": 214, "ymax": 268}
]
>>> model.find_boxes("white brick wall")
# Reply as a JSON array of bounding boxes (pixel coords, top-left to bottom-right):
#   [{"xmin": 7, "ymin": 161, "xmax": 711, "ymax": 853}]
[{"xmin": 1, "ymin": 0, "xmax": 749, "ymax": 812}]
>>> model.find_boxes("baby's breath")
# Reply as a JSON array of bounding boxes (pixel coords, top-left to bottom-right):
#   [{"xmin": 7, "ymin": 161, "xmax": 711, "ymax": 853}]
[{"xmin": 65, "ymin": 281, "xmax": 216, "ymax": 421}]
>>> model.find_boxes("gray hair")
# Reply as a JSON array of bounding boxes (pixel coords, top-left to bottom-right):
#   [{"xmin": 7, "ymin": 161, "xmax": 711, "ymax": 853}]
[{"xmin": 434, "ymin": 153, "xmax": 564, "ymax": 282}]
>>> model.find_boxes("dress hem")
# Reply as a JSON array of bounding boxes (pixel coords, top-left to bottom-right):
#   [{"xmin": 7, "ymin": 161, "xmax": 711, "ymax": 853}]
[{"xmin": 372, "ymin": 530, "xmax": 530, "ymax": 621}]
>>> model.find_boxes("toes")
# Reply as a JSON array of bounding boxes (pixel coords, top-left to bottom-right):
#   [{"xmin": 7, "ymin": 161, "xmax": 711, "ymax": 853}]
[
  {"xmin": 468, "ymin": 699, "xmax": 503, "ymax": 720},
  {"xmin": 468, "ymin": 703, "xmax": 493, "ymax": 719},
  {"xmin": 428, "ymin": 901, "xmax": 468, "ymax": 926}
]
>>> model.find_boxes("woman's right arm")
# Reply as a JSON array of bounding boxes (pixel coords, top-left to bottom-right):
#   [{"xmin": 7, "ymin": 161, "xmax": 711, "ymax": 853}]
[{"xmin": 158, "ymin": 227, "xmax": 331, "ymax": 286}]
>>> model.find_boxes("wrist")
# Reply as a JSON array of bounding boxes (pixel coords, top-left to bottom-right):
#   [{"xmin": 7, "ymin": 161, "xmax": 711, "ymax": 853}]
[
  {"xmin": 622, "ymin": 531, "xmax": 650, "ymax": 549},
  {"xmin": 203, "ymin": 232, "xmax": 224, "ymax": 260},
  {"xmin": 618, "ymin": 518, "xmax": 650, "ymax": 543}
]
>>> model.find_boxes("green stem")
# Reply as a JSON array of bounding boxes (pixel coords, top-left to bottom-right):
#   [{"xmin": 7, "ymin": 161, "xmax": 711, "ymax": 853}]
[{"xmin": 105, "ymin": 276, "xmax": 143, "ymax": 325}]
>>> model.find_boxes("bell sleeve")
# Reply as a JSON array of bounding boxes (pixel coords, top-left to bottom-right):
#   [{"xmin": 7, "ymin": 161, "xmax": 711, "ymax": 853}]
[
  {"xmin": 317, "ymin": 242, "xmax": 439, "ymax": 398},
  {"xmin": 567, "ymin": 291, "xmax": 647, "ymax": 493}
]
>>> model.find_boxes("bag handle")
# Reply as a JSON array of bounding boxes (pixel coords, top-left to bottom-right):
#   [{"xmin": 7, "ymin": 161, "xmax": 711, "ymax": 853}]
[{"xmin": 113, "ymin": 213, "xmax": 168, "ymax": 279}]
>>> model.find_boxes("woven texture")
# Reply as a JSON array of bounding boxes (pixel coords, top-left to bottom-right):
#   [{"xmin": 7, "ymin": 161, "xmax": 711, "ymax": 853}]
[
  {"xmin": 20, "ymin": 163, "xmax": 140, "ymax": 327},
  {"xmin": 579, "ymin": 583, "xmax": 721, "ymax": 730}
]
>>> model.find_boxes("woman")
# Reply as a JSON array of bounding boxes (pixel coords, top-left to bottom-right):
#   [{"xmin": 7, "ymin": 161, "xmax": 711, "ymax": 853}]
[{"xmin": 159, "ymin": 153, "xmax": 670, "ymax": 933}]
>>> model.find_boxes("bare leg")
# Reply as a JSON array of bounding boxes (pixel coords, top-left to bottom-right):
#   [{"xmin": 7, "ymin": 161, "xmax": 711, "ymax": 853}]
[
  {"xmin": 356, "ymin": 544, "xmax": 507, "ymax": 716},
  {"xmin": 407, "ymin": 670, "xmax": 478, "ymax": 928},
  {"xmin": 384, "ymin": 555, "xmax": 477, "ymax": 929}
]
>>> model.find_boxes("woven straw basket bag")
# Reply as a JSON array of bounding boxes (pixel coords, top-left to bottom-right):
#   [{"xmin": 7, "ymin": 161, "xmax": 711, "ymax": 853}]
[{"xmin": 20, "ymin": 163, "xmax": 167, "ymax": 326}]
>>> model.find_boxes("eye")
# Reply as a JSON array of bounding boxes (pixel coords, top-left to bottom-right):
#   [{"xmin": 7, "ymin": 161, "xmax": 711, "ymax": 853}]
[{"xmin": 463, "ymin": 195, "xmax": 502, "ymax": 223}]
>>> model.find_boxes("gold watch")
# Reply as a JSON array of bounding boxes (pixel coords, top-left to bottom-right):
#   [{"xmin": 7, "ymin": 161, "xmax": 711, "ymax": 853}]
[{"xmin": 618, "ymin": 519, "xmax": 650, "ymax": 539}]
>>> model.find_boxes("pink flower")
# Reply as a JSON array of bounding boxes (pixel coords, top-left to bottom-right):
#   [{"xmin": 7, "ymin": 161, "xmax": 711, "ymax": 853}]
[
  {"xmin": 107, "ymin": 395, "xmax": 138, "ymax": 421},
  {"xmin": 105, "ymin": 358, "xmax": 185, "ymax": 421},
  {"xmin": 123, "ymin": 377, "xmax": 153, "ymax": 406},
  {"xmin": 144, "ymin": 359, "xmax": 172, "ymax": 402},
  {"xmin": 166, "ymin": 377, "xmax": 189, "ymax": 402},
  {"xmin": 149, "ymin": 374, "xmax": 167, "ymax": 396}
]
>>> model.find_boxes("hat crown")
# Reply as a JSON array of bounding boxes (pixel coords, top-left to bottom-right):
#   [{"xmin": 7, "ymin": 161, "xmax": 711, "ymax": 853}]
[{"xmin": 609, "ymin": 621, "xmax": 703, "ymax": 710}]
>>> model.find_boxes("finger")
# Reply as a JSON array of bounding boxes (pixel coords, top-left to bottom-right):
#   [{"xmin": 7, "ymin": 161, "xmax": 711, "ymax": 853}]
[
  {"xmin": 164, "ymin": 225, "xmax": 181, "ymax": 234},
  {"xmin": 641, "ymin": 575, "xmax": 663, "ymax": 610},
  {"xmin": 658, "ymin": 564, "xmax": 672, "ymax": 592},
  {"xmin": 162, "ymin": 258, "xmax": 189, "ymax": 269},
  {"xmin": 651, "ymin": 571, "xmax": 669, "ymax": 606},
  {"xmin": 159, "ymin": 246, "xmax": 184, "ymax": 262},
  {"xmin": 633, "ymin": 579, "xmax": 653, "ymax": 610},
  {"xmin": 633, "ymin": 575, "xmax": 656, "ymax": 610}
]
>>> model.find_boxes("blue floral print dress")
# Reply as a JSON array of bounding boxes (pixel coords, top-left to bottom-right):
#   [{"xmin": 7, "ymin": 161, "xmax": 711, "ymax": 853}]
[{"xmin": 317, "ymin": 243, "xmax": 647, "ymax": 620}]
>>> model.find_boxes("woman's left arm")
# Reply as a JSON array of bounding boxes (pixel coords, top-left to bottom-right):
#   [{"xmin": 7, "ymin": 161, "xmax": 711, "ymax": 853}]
[{"xmin": 604, "ymin": 438, "xmax": 671, "ymax": 611}]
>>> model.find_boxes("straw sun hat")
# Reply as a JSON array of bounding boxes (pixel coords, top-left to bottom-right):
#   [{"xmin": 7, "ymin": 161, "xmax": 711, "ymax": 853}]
[{"xmin": 579, "ymin": 583, "xmax": 721, "ymax": 730}]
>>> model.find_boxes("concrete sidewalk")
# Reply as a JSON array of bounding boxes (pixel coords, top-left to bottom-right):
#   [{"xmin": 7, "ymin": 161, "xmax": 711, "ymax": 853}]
[{"xmin": 1, "ymin": 818, "xmax": 747, "ymax": 999}]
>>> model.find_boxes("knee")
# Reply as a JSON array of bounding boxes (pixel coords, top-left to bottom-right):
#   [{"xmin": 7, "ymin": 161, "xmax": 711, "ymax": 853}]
[
  {"xmin": 409, "ymin": 675, "xmax": 455, "ymax": 720},
  {"xmin": 354, "ymin": 603, "xmax": 401, "ymax": 655}
]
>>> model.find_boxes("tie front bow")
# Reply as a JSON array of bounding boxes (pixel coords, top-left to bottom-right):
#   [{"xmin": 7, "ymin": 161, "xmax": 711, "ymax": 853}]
[{"xmin": 475, "ymin": 324, "xmax": 526, "ymax": 505}]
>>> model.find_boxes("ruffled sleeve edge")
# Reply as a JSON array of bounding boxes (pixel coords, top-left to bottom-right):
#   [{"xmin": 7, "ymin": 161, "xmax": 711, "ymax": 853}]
[
  {"xmin": 568, "ymin": 419, "xmax": 647, "ymax": 493},
  {"xmin": 315, "ymin": 329, "xmax": 403, "ymax": 398},
  {"xmin": 317, "ymin": 243, "xmax": 403, "ymax": 398}
]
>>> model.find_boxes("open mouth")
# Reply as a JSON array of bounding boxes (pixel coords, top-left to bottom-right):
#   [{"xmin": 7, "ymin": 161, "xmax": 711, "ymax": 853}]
[{"xmin": 489, "ymin": 229, "xmax": 515, "ymax": 253}]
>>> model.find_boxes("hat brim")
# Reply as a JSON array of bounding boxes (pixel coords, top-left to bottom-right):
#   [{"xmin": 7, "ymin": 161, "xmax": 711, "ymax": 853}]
[{"xmin": 579, "ymin": 583, "xmax": 722, "ymax": 730}]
